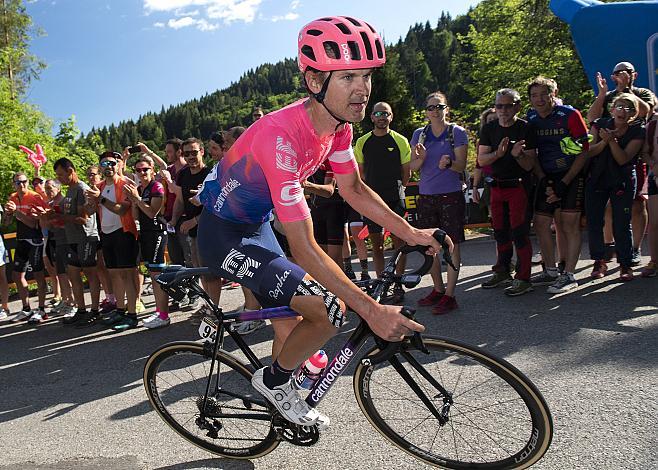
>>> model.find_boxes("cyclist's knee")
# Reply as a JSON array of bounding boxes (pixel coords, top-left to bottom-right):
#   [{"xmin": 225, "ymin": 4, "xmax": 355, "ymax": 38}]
[{"xmin": 293, "ymin": 278, "xmax": 346, "ymax": 329}]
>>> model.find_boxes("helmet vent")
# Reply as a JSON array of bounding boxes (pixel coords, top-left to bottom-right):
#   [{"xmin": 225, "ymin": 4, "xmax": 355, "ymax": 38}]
[
  {"xmin": 323, "ymin": 41, "xmax": 340, "ymax": 60},
  {"xmin": 344, "ymin": 17, "xmax": 361, "ymax": 27},
  {"xmin": 347, "ymin": 41, "xmax": 361, "ymax": 60},
  {"xmin": 307, "ymin": 29, "xmax": 322, "ymax": 37},
  {"xmin": 375, "ymin": 39, "xmax": 384, "ymax": 59},
  {"xmin": 360, "ymin": 32, "xmax": 373, "ymax": 60},
  {"xmin": 301, "ymin": 45, "xmax": 316, "ymax": 62},
  {"xmin": 335, "ymin": 22, "xmax": 351, "ymax": 35}
]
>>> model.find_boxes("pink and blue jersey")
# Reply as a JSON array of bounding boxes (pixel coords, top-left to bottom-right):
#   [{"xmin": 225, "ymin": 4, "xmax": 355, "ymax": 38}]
[{"xmin": 197, "ymin": 99, "xmax": 357, "ymax": 224}]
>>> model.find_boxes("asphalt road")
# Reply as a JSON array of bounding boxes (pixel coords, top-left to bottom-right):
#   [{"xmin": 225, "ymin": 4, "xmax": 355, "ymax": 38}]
[{"xmin": 1, "ymin": 236, "xmax": 656, "ymax": 470}]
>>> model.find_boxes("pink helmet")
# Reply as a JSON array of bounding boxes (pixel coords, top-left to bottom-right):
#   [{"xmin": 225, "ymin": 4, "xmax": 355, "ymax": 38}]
[{"xmin": 298, "ymin": 16, "xmax": 386, "ymax": 73}]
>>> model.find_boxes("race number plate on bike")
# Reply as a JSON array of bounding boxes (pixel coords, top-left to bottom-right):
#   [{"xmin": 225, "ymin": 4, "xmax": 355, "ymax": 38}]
[{"xmin": 198, "ymin": 316, "xmax": 218, "ymax": 342}]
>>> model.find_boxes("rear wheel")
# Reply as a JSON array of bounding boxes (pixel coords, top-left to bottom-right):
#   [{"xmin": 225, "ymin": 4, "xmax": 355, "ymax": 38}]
[
  {"xmin": 144, "ymin": 341, "xmax": 279, "ymax": 459},
  {"xmin": 354, "ymin": 336, "xmax": 553, "ymax": 469}
]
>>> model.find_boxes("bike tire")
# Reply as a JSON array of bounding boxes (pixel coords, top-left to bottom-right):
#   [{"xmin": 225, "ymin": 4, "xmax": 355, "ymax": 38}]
[
  {"xmin": 353, "ymin": 336, "xmax": 553, "ymax": 469},
  {"xmin": 143, "ymin": 341, "xmax": 279, "ymax": 459}
]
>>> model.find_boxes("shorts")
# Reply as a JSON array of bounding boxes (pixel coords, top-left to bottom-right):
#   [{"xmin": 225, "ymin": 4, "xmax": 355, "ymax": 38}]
[
  {"xmin": 534, "ymin": 173, "xmax": 584, "ymax": 216},
  {"xmin": 272, "ymin": 223, "xmax": 293, "ymax": 258},
  {"xmin": 46, "ymin": 238, "xmax": 67, "ymax": 275},
  {"xmin": 67, "ymin": 239, "xmax": 99, "ymax": 268},
  {"xmin": 346, "ymin": 205, "xmax": 363, "ymax": 227},
  {"xmin": 648, "ymin": 172, "xmax": 658, "ymax": 196},
  {"xmin": 364, "ymin": 199, "xmax": 406, "ymax": 234},
  {"xmin": 140, "ymin": 230, "xmax": 167, "ymax": 269},
  {"xmin": 416, "ymin": 191, "xmax": 466, "ymax": 244},
  {"xmin": 198, "ymin": 209, "xmax": 306, "ymax": 309},
  {"xmin": 101, "ymin": 229, "xmax": 139, "ymax": 269},
  {"xmin": 635, "ymin": 162, "xmax": 648, "ymax": 202},
  {"xmin": 13, "ymin": 239, "xmax": 44, "ymax": 273},
  {"xmin": 312, "ymin": 202, "xmax": 346, "ymax": 246}
]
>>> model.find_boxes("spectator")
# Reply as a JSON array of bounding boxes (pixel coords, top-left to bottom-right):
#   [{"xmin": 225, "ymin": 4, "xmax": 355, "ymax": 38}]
[
  {"xmin": 86, "ymin": 151, "xmax": 140, "ymax": 331},
  {"xmin": 5, "ymin": 171, "xmax": 49, "ymax": 323},
  {"xmin": 641, "ymin": 112, "xmax": 658, "ymax": 277},
  {"xmin": 225, "ymin": 126, "xmax": 246, "ymax": 148},
  {"xmin": 41, "ymin": 178, "xmax": 74, "ymax": 314},
  {"xmin": 410, "ymin": 91, "xmax": 468, "ymax": 314},
  {"xmin": 125, "ymin": 156, "xmax": 171, "ymax": 328},
  {"xmin": 587, "ymin": 61, "xmax": 657, "ymax": 123},
  {"xmin": 252, "ymin": 106, "xmax": 264, "ymax": 122},
  {"xmin": 171, "ymin": 137, "xmax": 217, "ymax": 321},
  {"xmin": 50, "ymin": 158, "xmax": 102, "ymax": 325},
  {"xmin": 208, "ymin": 131, "xmax": 226, "ymax": 163},
  {"xmin": 472, "ymin": 107, "xmax": 497, "ymax": 211},
  {"xmin": 0, "ymin": 205, "xmax": 10, "ymax": 319},
  {"xmin": 86, "ymin": 164, "xmax": 115, "ymax": 313},
  {"xmin": 478, "ymin": 88, "xmax": 537, "ymax": 296},
  {"xmin": 587, "ymin": 94, "xmax": 646, "ymax": 280},
  {"xmin": 527, "ymin": 76, "xmax": 589, "ymax": 294},
  {"xmin": 354, "ymin": 101, "xmax": 411, "ymax": 302}
]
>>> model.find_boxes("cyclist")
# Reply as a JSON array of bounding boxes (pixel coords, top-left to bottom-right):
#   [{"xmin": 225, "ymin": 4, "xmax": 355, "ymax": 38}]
[{"xmin": 196, "ymin": 16, "xmax": 451, "ymax": 429}]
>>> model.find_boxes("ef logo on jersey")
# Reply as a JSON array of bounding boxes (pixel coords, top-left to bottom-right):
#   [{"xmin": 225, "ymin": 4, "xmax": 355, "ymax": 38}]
[{"xmin": 279, "ymin": 181, "xmax": 304, "ymax": 206}]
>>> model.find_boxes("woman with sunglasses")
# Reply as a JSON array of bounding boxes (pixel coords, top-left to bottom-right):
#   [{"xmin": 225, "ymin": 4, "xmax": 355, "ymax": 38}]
[
  {"xmin": 586, "ymin": 93, "xmax": 646, "ymax": 281},
  {"xmin": 410, "ymin": 91, "xmax": 469, "ymax": 315},
  {"xmin": 125, "ymin": 156, "xmax": 170, "ymax": 328}
]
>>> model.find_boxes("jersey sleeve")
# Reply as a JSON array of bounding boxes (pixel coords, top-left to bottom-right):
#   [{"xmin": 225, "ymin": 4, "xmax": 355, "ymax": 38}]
[
  {"xmin": 251, "ymin": 129, "xmax": 310, "ymax": 223},
  {"xmin": 353, "ymin": 134, "xmax": 366, "ymax": 164},
  {"xmin": 327, "ymin": 124, "xmax": 357, "ymax": 174},
  {"xmin": 567, "ymin": 109, "xmax": 590, "ymax": 151},
  {"xmin": 392, "ymin": 131, "xmax": 412, "ymax": 165},
  {"xmin": 151, "ymin": 181, "xmax": 166, "ymax": 197}
]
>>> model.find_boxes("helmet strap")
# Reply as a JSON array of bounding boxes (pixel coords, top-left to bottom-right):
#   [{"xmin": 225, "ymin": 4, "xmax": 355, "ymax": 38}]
[{"xmin": 304, "ymin": 71, "xmax": 348, "ymax": 131}]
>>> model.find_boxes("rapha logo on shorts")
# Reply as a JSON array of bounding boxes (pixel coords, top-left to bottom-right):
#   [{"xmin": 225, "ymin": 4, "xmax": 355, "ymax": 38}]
[
  {"xmin": 276, "ymin": 137, "xmax": 298, "ymax": 173},
  {"xmin": 269, "ymin": 270, "xmax": 291, "ymax": 299},
  {"xmin": 279, "ymin": 181, "xmax": 304, "ymax": 206},
  {"xmin": 221, "ymin": 248, "xmax": 261, "ymax": 279}
]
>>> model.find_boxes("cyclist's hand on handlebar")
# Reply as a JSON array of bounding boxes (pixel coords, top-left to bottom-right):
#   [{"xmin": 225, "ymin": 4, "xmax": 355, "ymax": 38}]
[
  {"xmin": 404, "ymin": 228, "xmax": 446, "ymax": 256},
  {"xmin": 367, "ymin": 304, "xmax": 425, "ymax": 342}
]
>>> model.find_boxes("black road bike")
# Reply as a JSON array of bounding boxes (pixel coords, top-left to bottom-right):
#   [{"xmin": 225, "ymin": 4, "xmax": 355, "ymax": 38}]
[{"xmin": 143, "ymin": 231, "xmax": 553, "ymax": 468}]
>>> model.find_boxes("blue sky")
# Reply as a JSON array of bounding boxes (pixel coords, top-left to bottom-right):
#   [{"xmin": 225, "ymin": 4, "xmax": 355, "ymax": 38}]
[{"xmin": 25, "ymin": 0, "xmax": 479, "ymax": 134}]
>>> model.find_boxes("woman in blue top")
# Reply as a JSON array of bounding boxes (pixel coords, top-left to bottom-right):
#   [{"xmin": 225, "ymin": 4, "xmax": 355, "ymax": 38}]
[{"xmin": 410, "ymin": 91, "xmax": 469, "ymax": 314}]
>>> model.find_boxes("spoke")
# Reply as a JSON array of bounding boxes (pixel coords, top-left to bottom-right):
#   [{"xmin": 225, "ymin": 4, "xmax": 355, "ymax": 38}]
[{"xmin": 370, "ymin": 378, "xmax": 432, "ymax": 413}]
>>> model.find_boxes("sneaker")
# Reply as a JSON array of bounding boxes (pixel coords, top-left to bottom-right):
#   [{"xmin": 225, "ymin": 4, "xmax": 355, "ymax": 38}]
[
  {"xmin": 185, "ymin": 297, "xmax": 202, "ymax": 311},
  {"xmin": 504, "ymin": 279, "xmax": 534, "ymax": 297},
  {"xmin": 531, "ymin": 270, "xmax": 559, "ymax": 286},
  {"xmin": 640, "ymin": 261, "xmax": 657, "ymax": 278},
  {"xmin": 143, "ymin": 315, "xmax": 171, "ymax": 329},
  {"xmin": 48, "ymin": 297, "xmax": 62, "ymax": 307},
  {"xmin": 481, "ymin": 272, "xmax": 513, "ymax": 289},
  {"xmin": 233, "ymin": 320, "xmax": 267, "ymax": 335},
  {"xmin": 0, "ymin": 308, "xmax": 8, "ymax": 320},
  {"xmin": 111, "ymin": 314, "xmax": 139, "ymax": 332},
  {"xmin": 49, "ymin": 299, "xmax": 65, "ymax": 314},
  {"xmin": 101, "ymin": 309, "xmax": 126, "ymax": 326},
  {"xmin": 531, "ymin": 252, "xmax": 543, "ymax": 264},
  {"xmin": 631, "ymin": 249, "xmax": 641, "ymax": 267},
  {"xmin": 100, "ymin": 298, "xmax": 116, "ymax": 314},
  {"xmin": 619, "ymin": 266, "xmax": 634, "ymax": 282},
  {"xmin": 142, "ymin": 312, "xmax": 160, "ymax": 324},
  {"xmin": 142, "ymin": 284, "xmax": 154, "ymax": 296},
  {"xmin": 135, "ymin": 300, "xmax": 146, "ymax": 314},
  {"xmin": 590, "ymin": 260, "xmax": 608, "ymax": 279},
  {"xmin": 63, "ymin": 309, "xmax": 85, "ymax": 325},
  {"xmin": 75, "ymin": 310, "xmax": 100, "ymax": 328},
  {"xmin": 417, "ymin": 289, "xmax": 443, "ymax": 306},
  {"xmin": 251, "ymin": 367, "xmax": 328, "ymax": 428},
  {"xmin": 432, "ymin": 295, "xmax": 458, "ymax": 315},
  {"xmin": 13, "ymin": 308, "xmax": 34, "ymax": 322},
  {"xmin": 547, "ymin": 273, "xmax": 578, "ymax": 294},
  {"xmin": 360, "ymin": 271, "xmax": 371, "ymax": 282},
  {"xmin": 59, "ymin": 304, "xmax": 76, "ymax": 317},
  {"xmin": 28, "ymin": 309, "xmax": 48, "ymax": 324}
]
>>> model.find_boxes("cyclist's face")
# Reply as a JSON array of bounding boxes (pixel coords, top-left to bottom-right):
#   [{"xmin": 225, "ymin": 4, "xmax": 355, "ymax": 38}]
[{"xmin": 324, "ymin": 68, "xmax": 373, "ymax": 123}]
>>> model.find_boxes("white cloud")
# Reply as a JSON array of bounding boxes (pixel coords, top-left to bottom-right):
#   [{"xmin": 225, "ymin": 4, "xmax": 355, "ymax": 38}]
[
  {"xmin": 167, "ymin": 16, "xmax": 197, "ymax": 29},
  {"xmin": 153, "ymin": 21, "xmax": 165, "ymax": 27},
  {"xmin": 174, "ymin": 8, "xmax": 200, "ymax": 16},
  {"xmin": 196, "ymin": 19, "xmax": 219, "ymax": 31},
  {"xmin": 207, "ymin": 0, "xmax": 261, "ymax": 23},
  {"xmin": 290, "ymin": 0, "xmax": 301, "ymax": 10},
  {"xmin": 271, "ymin": 12, "xmax": 299, "ymax": 22}
]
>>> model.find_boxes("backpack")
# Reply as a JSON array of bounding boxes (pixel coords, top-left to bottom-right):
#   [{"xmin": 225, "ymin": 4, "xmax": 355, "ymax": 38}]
[{"xmin": 419, "ymin": 123, "xmax": 467, "ymax": 184}]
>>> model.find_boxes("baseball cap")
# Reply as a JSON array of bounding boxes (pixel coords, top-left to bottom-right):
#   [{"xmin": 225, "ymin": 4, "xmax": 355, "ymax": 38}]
[{"xmin": 613, "ymin": 61, "xmax": 635, "ymax": 73}]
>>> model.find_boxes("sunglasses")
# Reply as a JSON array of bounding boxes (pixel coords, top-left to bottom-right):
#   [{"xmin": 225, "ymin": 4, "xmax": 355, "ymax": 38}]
[
  {"xmin": 613, "ymin": 105, "xmax": 635, "ymax": 112},
  {"xmin": 100, "ymin": 160, "xmax": 117, "ymax": 168},
  {"xmin": 87, "ymin": 173, "xmax": 98, "ymax": 178},
  {"xmin": 372, "ymin": 111, "xmax": 391, "ymax": 118},
  {"xmin": 134, "ymin": 167, "xmax": 152, "ymax": 173},
  {"xmin": 32, "ymin": 180, "xmax": 44, "ymax": 185},
  {"xmin": 14, "ymin": 179, "xmax": 28, "ymax": 185},
  {"xmin": 613, "ymin": 70, "xmax": 633, "ymax": 76},
  {"xmin": 183, "ymin": 149, "xmax": 201, "ymax": 158},
  {"xmin": 494, "ymin": 103, "xmax": 517, "ymax": 110},
  {"xmin": 426, "ymin": 104, "xmax": 448, "ymax": 112}
]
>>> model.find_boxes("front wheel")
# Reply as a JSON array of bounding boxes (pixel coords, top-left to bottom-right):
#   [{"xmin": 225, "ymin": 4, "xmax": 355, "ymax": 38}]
[
  {"xmin": 143, "ymin": 341, "xmax": 279, "ymax": 459},
  {"xmin": 353, "ymin": 336, "xmax": 553, "ymax": 469}
]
